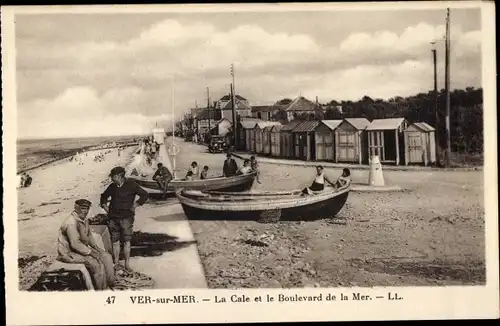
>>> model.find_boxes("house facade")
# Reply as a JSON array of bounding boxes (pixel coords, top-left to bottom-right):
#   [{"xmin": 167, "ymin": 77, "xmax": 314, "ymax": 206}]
[
  {"xmin": 251, "ymin": 105, "xmax": 279, "ymax": 121},
  {"xmin": 278, "ymin": 96, "xmax": 326, "ymax": 121},
  {"xmin": 217, "ymin": 94, "xmax": 252, "ymax": 122}
]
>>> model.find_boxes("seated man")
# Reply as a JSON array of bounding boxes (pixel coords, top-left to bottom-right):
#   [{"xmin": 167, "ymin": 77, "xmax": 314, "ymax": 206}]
[
  {"xmin": 152, "ymin": 163, "xmax": 173, "ymax": 193},
  {"xmin": 237, "ymin": 159, "xmax": 252, "ymax": 175},
  {"xmin": 56, "ymin": 199, "xmax": 115, "ymax": 290},
  {"xmin": 302, "ymin": 165, "xmax": 336, "ymax": 195}
]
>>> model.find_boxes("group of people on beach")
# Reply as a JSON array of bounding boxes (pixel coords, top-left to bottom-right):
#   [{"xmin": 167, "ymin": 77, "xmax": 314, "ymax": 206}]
[
  {"xmin": 151, "ymin": 152, "xmax": 262, "ymax": 194},
  {"xmin": 143, "ymin": 138, "xmax": 161, "ymax": 165},
  {"xmin": 56, "ymin": 166, "xmax": 149, "ymax": 290},
  {"xmin": 18, "ymin": 173, "xmax": 33, "ymax": 188},
  {"xmin": 302, "ymin": 166, "xmax": 351, "ymax": 195},
  {"xmin": 93, "ymin": 152, "xmax": 106, "ymax": 162}
]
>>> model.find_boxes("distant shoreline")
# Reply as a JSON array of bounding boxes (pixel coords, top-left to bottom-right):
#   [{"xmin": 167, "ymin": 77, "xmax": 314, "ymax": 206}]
[{"xmin": 17, "ymin": 143, "xmax": 139, "ymax": 175}]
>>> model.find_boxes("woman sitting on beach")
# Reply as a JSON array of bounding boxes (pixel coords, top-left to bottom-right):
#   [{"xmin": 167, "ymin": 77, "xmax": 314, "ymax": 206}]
[
  {"xmin": 334, "ymin": 168, "xmax": 351, "ymax": 189},
  {"xmin": 302, "ymin": 165, "xmax": 336, "ymax": 195}
]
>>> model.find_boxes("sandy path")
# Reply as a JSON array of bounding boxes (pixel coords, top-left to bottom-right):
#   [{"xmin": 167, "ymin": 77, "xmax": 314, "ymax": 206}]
[{"xmin": 18, "ymin": 142, "xmax": 207, "ymax": 290}]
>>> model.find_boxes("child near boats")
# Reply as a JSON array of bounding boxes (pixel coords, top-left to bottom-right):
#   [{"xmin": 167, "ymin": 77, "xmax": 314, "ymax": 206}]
[
  {"xmin": 250, "ymin": 156, "xmax": 261, "ymax": 183},
  {"xmin": 189, "ymin": 161, "xmax": 199, "ymax": 179},
  {"xmin": 302, "ymin": 165, "xmax": 336, "ymax": 195},
  {"xmin": 237, "ymin": 159, "xmax": 252, "ymax": 175},
  {"xmin": 184, "ymin": 171, "xmax": 194, "ymax": 181},
  {"xmin": 200, "ymin": 166, "xmax": 209, "ymax": 180}
]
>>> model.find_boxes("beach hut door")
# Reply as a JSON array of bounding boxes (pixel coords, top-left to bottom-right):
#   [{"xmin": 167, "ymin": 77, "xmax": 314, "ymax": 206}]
[{"xmin": 407, "ymin": 133, "xmax": 424, "ymax": 163}]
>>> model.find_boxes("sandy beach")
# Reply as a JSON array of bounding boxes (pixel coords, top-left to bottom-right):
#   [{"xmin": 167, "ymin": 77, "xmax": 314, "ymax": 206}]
[
  {"xmin": 165, "ymin": 140, "xmax": 486, "ymax": 288},
  {"xmin": 17, "ymin": 146, "xmax": 137, "ymax": 289},
  {"xmin": 17, "ymin": 137, "xmax": 486, "ymax": 290}
]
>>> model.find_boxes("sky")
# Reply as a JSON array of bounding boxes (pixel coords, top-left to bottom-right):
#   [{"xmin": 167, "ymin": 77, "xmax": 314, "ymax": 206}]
[{"xmin": 15, "ymin": 6, "xmax": 482, "ymax": 139}]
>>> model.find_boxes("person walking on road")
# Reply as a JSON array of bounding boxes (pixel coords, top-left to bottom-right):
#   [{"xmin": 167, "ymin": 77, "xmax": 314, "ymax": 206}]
[{"xmin": 100, "ymin": 166, "xmax": 149, "ymax": 272}]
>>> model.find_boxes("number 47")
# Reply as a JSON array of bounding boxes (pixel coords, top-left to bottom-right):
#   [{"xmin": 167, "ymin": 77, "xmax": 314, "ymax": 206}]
[{"xmin": 106, "ymin": 296, "xmax": 116, "ymax": 304}]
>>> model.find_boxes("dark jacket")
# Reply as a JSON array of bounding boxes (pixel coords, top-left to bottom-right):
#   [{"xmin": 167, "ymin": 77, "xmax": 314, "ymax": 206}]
[
  {"xmin": 100, "ymin": 179, "xmax": 148, "ymax": 219},
  {"xmin": 153, "ymin": 166, "xmax": 172, "ymax": 182},
  {"xmin": 223, "ymin": 158, "xmax": 238, "ymax": 177}
]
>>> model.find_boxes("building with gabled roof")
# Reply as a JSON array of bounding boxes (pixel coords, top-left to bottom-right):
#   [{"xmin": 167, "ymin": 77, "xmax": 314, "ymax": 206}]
[
  {"xmin": 366, "ymin": 118, "xmax": 408, "ymax": 165},
  {"xmin": 217, "ymin": 94, "xmax": 252, "ymax": 122},
  {"xmin": 291, "ymin": 120, "xmax": 321, "ymax": 161},
  {"xmin": 335, "ymin": 118, "xmax": 371, "ymax": 164},
  {"xmin": 314, "ymin": 120, "xmax": 343, "ymax": 162},
  {"xmin": 403, "ymin": 122, "xmax": 437, "ymax": 166},
  {"xmin": 280, "ymin": 120, "xmax": 302, "ymax": 158},
  {"xmin": 280, "ymin": 96, "xmax": 326, "ymax": 121}
]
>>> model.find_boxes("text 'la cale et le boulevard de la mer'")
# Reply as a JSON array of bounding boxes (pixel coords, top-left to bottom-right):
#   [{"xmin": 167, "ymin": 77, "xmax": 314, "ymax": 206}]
[{"xmin": 124, "ymin": 292, "xmax": 403, "ymax": 305}]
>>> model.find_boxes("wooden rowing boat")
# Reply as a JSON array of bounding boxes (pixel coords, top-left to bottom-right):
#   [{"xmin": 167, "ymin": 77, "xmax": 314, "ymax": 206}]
[
  {"xmin": 129, "ymin": 171, "xmax": 257, "ymax": 194},
  {"xmin": 176, "ymin": 185, "xmax": 350, "ymax": 223}
]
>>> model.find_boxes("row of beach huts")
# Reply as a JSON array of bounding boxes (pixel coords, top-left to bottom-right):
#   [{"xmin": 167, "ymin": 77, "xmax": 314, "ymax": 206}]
[{"xmin": 234, "ymin": 117, "xmax": 437, "ymax": 166}]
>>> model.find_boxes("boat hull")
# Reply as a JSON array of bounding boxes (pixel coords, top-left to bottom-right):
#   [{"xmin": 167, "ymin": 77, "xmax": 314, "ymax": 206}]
[
  {"xmin": 130, "ymin": 172, "xmax": 256, "ymax": 194},
  {"xmin": 177, "ymin": 187, "xmax": 349, "ymax": 222}
]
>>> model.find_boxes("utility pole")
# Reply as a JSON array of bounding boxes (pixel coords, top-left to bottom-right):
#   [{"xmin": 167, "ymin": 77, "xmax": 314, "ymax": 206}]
[
  {"xmin": 230, "ymin": 83, "xmax": 237, "ymax": 149},
  {"xmin": 206, "ymin": 86, "xmax": 211, "ymax": 135},
  {"xmin": 231, "ymin": 63, "xmax": 236, "ymax": 101},
  {"xmin": 230, "ymin": 63, "xmax": 238, "ymax": 150},
  {"xmin": 431, "ymin": 41, "xmax": 440, "ymax": 166},
  {"xmin": 444, "ymin": 8, "xmax": 451, "ymax": 167}
]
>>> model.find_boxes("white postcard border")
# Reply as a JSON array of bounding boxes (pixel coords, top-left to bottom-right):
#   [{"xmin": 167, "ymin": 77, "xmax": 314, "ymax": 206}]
[{"xmin": 2, "ymin": 2, "xmax": 498, "ymax": 325}]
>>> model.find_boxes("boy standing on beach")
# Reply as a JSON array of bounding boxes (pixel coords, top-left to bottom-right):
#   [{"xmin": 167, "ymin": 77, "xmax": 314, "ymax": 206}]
[
  {"xmin": 250, "ymin": 156, "xmax": 261, "ymax": 184},
  {"xmin": 100, "ymin": 166, "xmax": 149, "ymax": 272}
]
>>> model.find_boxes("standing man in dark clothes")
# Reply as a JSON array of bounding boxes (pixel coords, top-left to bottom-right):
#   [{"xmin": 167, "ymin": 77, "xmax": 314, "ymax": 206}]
[
  {"xmin": 223, "ymin": 153, "xmax": 238, "ymax": 177},
  {"xmin": 100, "ymin": 166, "xmax": 149, "ymax": 272}
]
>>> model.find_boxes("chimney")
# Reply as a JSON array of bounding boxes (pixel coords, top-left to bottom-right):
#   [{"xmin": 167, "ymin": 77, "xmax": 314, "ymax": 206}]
[{"xmin": 316, "ymin": 96, "xmax": 319, "ymax": 105}]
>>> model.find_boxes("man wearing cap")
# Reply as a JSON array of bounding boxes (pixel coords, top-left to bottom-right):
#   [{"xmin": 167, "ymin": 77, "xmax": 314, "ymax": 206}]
[
  {"xmin": 57, "ymin": 199, "xmax": 116, "ymax": 290},
  {"xmin": 100, "ymin": 166, "xmax": 149, "ymax": 271}
]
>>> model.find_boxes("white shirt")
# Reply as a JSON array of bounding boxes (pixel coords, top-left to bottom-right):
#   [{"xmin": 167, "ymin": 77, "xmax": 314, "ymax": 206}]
[
  {"xmin": 314, "ymin": 172, "xmax": 325, "ymax": 184},
  {"xmin": 238, "ymin": 166, "xmax": 252, "ymax": 174},
  {"xmin": 190, "ymin": 166, "xmax": 199, "ymax": 177}
]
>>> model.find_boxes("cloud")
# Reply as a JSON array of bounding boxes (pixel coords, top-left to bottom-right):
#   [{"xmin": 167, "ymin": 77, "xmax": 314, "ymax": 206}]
[
  {"xmin": 16, "ymin": 16, "xmax": 482, "ymax": 138},
  {"xmin": 17, "ymin": 86, "xmax": 173, "ymax": 139}
]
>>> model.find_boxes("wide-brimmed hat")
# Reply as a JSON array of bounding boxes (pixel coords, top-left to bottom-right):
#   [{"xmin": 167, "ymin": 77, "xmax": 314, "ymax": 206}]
[{"xmin": 109, "ymin": 166, "xmax": 126, "ymax": 177}]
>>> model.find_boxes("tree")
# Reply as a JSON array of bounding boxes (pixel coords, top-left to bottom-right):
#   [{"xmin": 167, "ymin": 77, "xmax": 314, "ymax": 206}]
[
  {"xmin": 276, "ymin": 98, "xmax": 293, "ymax": 106},
  {"xmin": 325, "ymin": 108, "xmax": 343, "ymax": 120}
]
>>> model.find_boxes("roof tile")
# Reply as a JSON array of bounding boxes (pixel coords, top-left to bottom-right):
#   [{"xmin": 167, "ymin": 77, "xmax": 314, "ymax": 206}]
[
  {"xmin": 366, "ymin": 118, "xmax": 406, "ymax": 131},
  {"xmin": 292, "ymin": 120, "xmax": 320, "ymax": 132}
]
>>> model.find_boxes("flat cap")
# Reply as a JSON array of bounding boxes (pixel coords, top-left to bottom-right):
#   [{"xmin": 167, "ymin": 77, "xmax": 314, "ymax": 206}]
[
  {"xmin": 75, "ymin": 199, "xmax": 92, "ymax": 208},
  {"xmin": 109, "ymin": 166, "xmax": 126, "ymax": 176}
]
